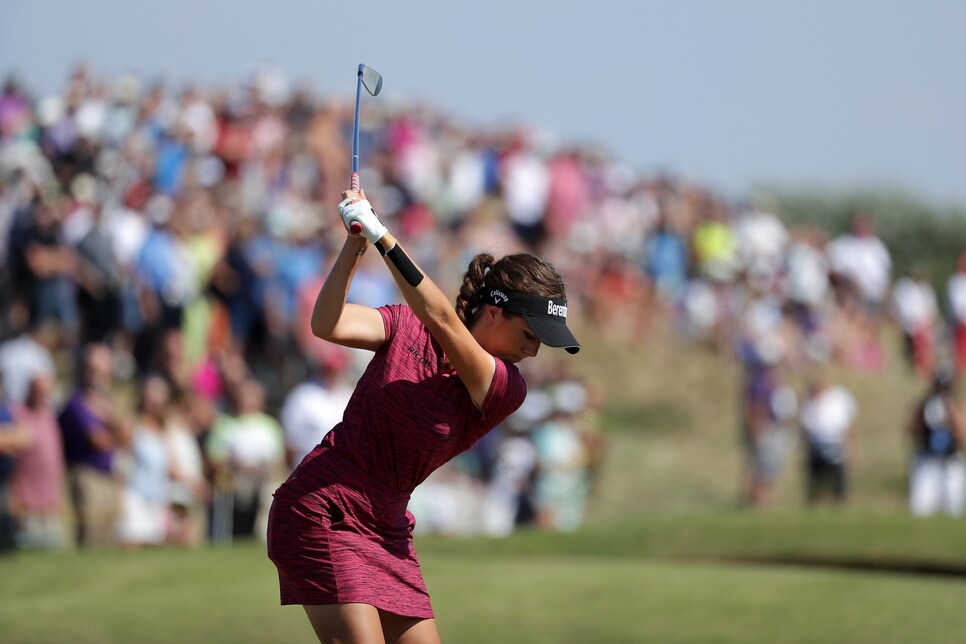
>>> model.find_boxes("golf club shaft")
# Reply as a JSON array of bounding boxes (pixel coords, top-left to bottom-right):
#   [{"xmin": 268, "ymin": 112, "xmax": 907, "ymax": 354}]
[
  {"xmin": 349, "ymin": 65, "xmax": 369, "ymax": 236},
  {"xmin": 352, "ymin": 70, "xmax": 363, "ymax": 180}
]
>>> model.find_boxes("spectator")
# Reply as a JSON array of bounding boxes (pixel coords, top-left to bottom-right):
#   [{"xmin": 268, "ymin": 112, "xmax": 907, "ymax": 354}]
[
  {"xmin": 643, "ymin": 212, "xmax": 688, "ymax": 309},
  {"xmin": 533, "ymin": 380, "xmax": 592, "ymax": 531},
  {"xmin": 177, "ymin": 187, "xmax": 224, "ymax": 370},
  {"xmin": 60, "ymin": 343, "xmax": 129, "ymax": 547},
  {"xmin": 132, "ymin": 194, "xmax": 194, "ymax": 341},
  {"xmin": 891, "ymin": 268, "xmax": 939, "ymax": 379},
  {"xmin": 0, "ymin": 377, "xmax": 30, "ymax": 551},
  {"xmin": 827, "ymin": 211, "xmax": 892, "ymax": 323},
  {"xmin": 738, "ymin": 295, "xmax": 798, "ymax": 507},
  {"xmin": 689, "ymin": 203, "xmax": 739, "ymax": 349},
  {"xmin": 907, "ymin": 368, "xmax": 965, "ymax": 517},
  {"xmin": 482, "ymin": 393, "xmax": 545, "ymax": 538},
  {"xmin": 104, "ymin": 182, "xmax": 152, "ymax": 330},
  {"xmin": 12, "ymin": 192, "xmax": 78, "ymax": 335},
  {"xmin": 279, "ymin": 359, "xmax": 353, "ymax": 469},
  {"xmin": 11, "ymin": 371, "xmax": 66, "ymax": 548},
  {"xmin": 209, "ymin": 215, "xmax": 264, "ymax": 351},
  {"xmin": 501, "ymin": 132, "xmax": 550, "ymax": 246},
  {"xmin": 164, "ymin": 390, "xmax": 212, "ymax": 547},
  {"xmin": 0, "ymin": 320, "xmax": 58, "ymax": 405},
  {"xmin": 740, "ymin": 360, "xmax": 797, "ymax": 507},
  {"xmin": 68, "ymin": 174, "xmax": 122, "ymax": 345},
  {"xmin": 946, "ymin": 252, "xmax": 966, "ymax": 373},
  {"xmin": 799, "ymin": 372, "xmax": 857, "ymax": 505},
  {"xmin": 206, "ymin": 377, "xmax": 285, "ymax": 541},
  {"xmin": 692, "ymin": 203, "xmax": 738, "ymax": 285},
  {"xmin": 784, "ymin": 227, "xmax": 832, "ymax": 362},
  {"xmin": 408, "ymin": 458, "xmax": 484, "ymax": 537},
  {"xmin": 543, "ymin": 149, "xmax": 591, "ymax": 241},
  {"xmin": 115, "ymin": 374, "xmax": 172, "ymax": 548},
  {"xmin": 734, "ymin": 201, "xmax": 788, "ymax": 290}
]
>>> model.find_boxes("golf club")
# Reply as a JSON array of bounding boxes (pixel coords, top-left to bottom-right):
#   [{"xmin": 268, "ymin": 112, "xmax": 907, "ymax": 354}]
[{"xmin": 349, "ymin": 63, "xmax": 383, "ymax": 235}]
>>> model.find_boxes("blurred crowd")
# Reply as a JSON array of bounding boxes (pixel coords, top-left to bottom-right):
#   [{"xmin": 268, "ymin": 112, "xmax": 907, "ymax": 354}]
[{"xmin": 0, "ymin": 63, "xmax": 964, "ymax": 552}]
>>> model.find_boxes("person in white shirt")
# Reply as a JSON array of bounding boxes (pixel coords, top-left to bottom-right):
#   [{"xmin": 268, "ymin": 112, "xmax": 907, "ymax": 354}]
[
  {"xmin": 891, "ymin": 270, "xmax": 938, "ymax": 378},
  {"xmin": 800, "ymin": 373, "xmax": 857, "ymax": 504},
  {"xmin": 735, "ymin": 205, "xmax": 788, "ymax": 287},
  {"xmin": 501, "ymin": 135, "xmax": 550, "ymax": 246},
  {"xmin": 279, "ymin": 361, "xmax": 353, "ymax": 469},
  {"xmin": 785, "ymin": 228, "xmax": 832, "ymax": 361},
  {"xmin": 908, "ymin": 368, "xmax": 965, "ymax": 517},
  {"xmin": 826, "ymin": 212, "xmax": 892, "ymax": 316},
  {"xmin": 0, "ymin": 323, "xmax": 58, "ymax": 405}
]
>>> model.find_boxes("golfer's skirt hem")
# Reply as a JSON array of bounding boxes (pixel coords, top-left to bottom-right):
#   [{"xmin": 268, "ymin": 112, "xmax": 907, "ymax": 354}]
[{"xmin": 267, "ymin": 474, "xmax": 434, "ymax": 620}]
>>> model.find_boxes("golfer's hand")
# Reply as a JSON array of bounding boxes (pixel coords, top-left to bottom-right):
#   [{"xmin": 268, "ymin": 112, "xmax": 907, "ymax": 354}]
[{"xmin": 339, "ymin": 190, "xmax": 388, "ymax": 244}]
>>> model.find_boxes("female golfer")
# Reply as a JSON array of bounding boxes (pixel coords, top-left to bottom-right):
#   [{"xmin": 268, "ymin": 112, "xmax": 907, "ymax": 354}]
[{"xmin": 267, "ymin": 188, "xmax": 579, "ymax": 643}]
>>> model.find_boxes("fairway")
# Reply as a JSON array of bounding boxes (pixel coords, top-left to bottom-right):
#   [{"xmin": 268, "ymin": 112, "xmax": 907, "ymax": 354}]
[{"xmin": 3, "ymin": 517, "xmax": 966, "ymax": 644}]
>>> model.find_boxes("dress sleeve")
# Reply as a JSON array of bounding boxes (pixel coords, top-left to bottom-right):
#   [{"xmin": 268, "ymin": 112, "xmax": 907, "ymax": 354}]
[
  {"xmin": 479, "ymin": 358, "xmax": 527, "ymax": 428},
  {"xmin": 377, "ymin": 303, "xmax": 410, "ymax": 345}
]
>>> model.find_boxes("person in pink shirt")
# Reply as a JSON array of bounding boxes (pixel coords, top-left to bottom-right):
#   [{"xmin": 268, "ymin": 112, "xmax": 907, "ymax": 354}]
[
  {"xmin": 11, "ymin": 371, "xmax": 66, "ymax": 548},
  {"xmin": 267, "ymin": 186, "xmax": 580, "ymax": 644}
]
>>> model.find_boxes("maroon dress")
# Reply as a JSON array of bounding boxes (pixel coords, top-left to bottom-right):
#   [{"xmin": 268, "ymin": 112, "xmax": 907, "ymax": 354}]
[{"xmin": 267, "ymin": 304, "xmax": 526, "ymax": 618}]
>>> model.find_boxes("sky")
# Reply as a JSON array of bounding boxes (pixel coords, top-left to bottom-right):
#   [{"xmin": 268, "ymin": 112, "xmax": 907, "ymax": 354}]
[{"xmin": 3, "ymin": 0, "xmax": 964, "ymax": 206}]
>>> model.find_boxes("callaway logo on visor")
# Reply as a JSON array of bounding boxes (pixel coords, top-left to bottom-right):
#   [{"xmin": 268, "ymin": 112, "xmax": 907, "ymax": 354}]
[{"xmin": 484, "ymin": 290, "xmax": 580, "ymax": 354}]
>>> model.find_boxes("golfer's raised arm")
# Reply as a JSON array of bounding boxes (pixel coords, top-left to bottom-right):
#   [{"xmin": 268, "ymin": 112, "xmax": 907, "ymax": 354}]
[
  {"xmin": 338, "ymin": 193, "xmax": 496, "ymax": 408},
  {"xmin": 310, "ymin": 234, "xmax": 386, "ymax": 352}
]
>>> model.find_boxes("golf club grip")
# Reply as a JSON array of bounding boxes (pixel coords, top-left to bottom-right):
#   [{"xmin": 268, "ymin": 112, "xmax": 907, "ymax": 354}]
[{"xmin": 347, "ymin": 171, "xmax": 363, "ymax": 235}]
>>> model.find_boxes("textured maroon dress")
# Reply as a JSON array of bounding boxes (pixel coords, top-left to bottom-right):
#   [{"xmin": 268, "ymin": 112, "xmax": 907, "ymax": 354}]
[{"xmin": 267, "ymin": 304, "xmax": 527, "ymax": 618}]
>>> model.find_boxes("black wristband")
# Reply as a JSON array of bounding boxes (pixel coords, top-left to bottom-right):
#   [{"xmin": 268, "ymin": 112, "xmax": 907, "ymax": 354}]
[{"xmin": 387, "ymin": 244, "xmax": 424, "ymax": 287}]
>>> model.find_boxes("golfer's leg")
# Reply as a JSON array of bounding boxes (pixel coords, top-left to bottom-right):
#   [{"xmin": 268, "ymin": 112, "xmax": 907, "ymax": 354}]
[
  {"xmin": 303, "ymin": 603, "xmax": 386, "ymax": 644},
  {"xmin": 379, "ymin": 610, "xmax": 441, "ymax": 644}
]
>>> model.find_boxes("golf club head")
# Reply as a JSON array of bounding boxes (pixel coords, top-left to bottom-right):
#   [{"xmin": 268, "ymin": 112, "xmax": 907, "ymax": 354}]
[{"xmin": 359, "ymin": 64, "xmax": 383, "ymax": 97}]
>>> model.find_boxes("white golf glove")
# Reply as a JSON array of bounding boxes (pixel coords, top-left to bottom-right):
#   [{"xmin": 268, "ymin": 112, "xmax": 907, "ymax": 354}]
[{"xmin": 338, "ymin": 198, "xmax": 388, "ymax": 244}]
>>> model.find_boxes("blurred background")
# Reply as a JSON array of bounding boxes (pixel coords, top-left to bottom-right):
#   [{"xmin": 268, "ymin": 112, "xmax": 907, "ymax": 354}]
[{"xmin": 3, "ymin": 2, "xmax": 966, "ymax": 642}]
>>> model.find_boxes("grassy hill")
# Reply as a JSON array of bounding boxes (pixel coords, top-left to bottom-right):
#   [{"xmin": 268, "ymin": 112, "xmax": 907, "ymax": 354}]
[{"xmin": 572, "ymin": 318, "xmax": 928, "ymax": 519}]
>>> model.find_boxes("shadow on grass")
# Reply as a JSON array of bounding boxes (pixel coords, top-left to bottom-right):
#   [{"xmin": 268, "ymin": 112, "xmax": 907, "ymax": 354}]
[
  {"xmin": 704, "ymin": 553, "xmax": 966, "ymax": 579},
  {"xmin": 420, "ymin": 510, "xmax": 966, "ymax": 578}
]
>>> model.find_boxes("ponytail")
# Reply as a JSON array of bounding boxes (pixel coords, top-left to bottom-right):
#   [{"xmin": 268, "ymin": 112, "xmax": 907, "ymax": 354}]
[{"xmin": 455, "ymin": 253, "xmax": 495, "ymax": 327}]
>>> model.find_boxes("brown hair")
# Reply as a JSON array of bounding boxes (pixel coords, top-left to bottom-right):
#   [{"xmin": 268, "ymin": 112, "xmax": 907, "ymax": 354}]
[{"xmin": 455, "ymin": 253, "xmax": 567, "ymax": 328}]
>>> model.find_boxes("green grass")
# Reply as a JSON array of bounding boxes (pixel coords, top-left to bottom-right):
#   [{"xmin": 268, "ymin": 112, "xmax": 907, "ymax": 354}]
[
  {"xmin": 420, "ymin": 511, "xmax": 966, "ymax": 572},
  {"xmin": 428, "ymin": 555, "xmax": 966, "ymax": 644},
  {"xmin": 3, "ymin": 519, "xmax": 966, "ymax": 644}
]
